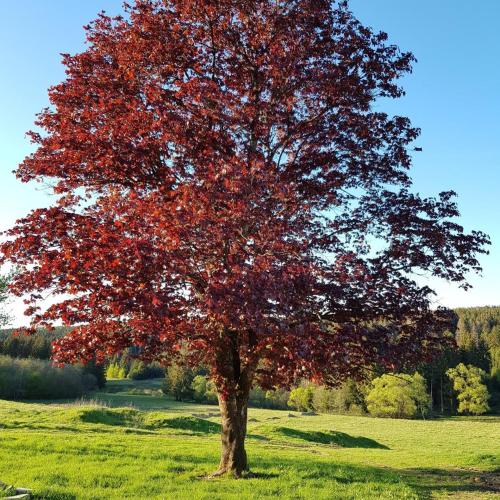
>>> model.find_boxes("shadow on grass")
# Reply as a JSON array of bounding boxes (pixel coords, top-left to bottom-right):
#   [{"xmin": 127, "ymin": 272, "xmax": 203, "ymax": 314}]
[
  {"xmin": 77, "ymin": 408, "xmax": 224, "ymax": 434},
  {"xmin": 27, "ymin": 461, "xmax": 498, "ymax": 499},
  {"xmin": 150, "ymin": 416, "xmax": 221, "ymax": 434},
  {"xmin": 8, "ymin": 443, "xmax": 499, "ymax": 498},
  {"xmin": 398, "ymin": 467, "xmax": 500, "ymax": 499},
  {"xmin": 272, "ymin": 427, "xmax": 389, "ymax": 449},
  {"xmin": 250, "ymin": 456, "xmax": 499, "ymax": 498},
  {"xmin": 32, "ymin": 492, "xmax": 77, "ymax": 500},
  {"xmin": 78, "ymin": 408, "xmax": 141, "ymax": 426}
]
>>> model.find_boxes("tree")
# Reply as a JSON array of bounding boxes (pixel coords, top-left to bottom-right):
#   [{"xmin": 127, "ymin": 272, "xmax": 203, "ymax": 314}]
[
  {"xmin": 366, "ymin": 373, "xmax": 431, "ymax": 419},
  {"xmin": 447, "ymin": 363, "xmax": 490, "ymax": 415},
  {"xmin": 0, "ymin": 0, "xmax": 488, "ymax": 476},
  {"xmin": 163, "ymin": 364, "xmax": 195, "ymax": 401}
]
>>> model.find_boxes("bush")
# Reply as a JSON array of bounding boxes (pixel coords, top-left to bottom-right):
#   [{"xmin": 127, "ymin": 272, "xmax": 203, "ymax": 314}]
[
  {"xmin": 249, "ymin": 387, "xmax": 289, "ymax": 410},
  {"xmin": 288, "ymin": 385, "xmax": 315, "ymax": 412},
  {"xmin": 191, "ymin": 375, "xmax": 218, "ymax": 404},
  {"xmin": 447, "ymin": 363, "xmax": 490, "ymax": 415},
  {"xmin": 82, "ymin": 360, "xmax": 106, "ymax": 389},
  {"xmin": 312, "ymin": 380, "xmax": 367, "ymax": 415},
  {"xmin": 106, "ymin": 357, "xmax": 128, "ymax": 380},
  {"xmin": 127, "ymin": 360, "xmax": 144, "ymax": 380},
  {"xmin": 366, "ymin": 373, "xmax": 431, "ymax": 419},
  {"xmin": 162, "ymin": 364, "xmax": 196, "ymax": 401},
  {"xmin": 106, "ymin": 362, "xmax": 121, "ymax": 380},
  {"xmin": 0, "ymin": 328, "xmax": 106, "ymax": 389},
  {"xmin": 0, "ymin": 355, "xmax": 97, "ymax": 400}
]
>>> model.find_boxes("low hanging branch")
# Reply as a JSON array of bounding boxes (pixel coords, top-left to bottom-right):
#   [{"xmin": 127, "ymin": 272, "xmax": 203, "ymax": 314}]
[{"xmin": 0, "ymin": 0, "xmax": 489, "ymax": 477}]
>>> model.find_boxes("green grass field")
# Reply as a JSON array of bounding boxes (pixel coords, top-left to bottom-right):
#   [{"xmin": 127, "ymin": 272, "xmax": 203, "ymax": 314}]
[{"xmin": 0, "ymin": 379, "xmax": 498, "ymax": 499}]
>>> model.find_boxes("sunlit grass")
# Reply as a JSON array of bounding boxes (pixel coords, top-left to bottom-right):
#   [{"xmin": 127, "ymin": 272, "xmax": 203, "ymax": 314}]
[{"xmin": 0, "ymin": 381, "xmax": 498, "ymax": 499}]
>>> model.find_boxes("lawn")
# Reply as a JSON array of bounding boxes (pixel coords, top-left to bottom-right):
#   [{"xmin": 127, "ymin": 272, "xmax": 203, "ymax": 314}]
[{"xmin": 0, "ymin": 380, "xmax": 498, "ymax": 499}]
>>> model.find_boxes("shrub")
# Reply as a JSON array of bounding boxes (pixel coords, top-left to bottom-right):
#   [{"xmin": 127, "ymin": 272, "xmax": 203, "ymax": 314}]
[
  {"xmin": 249, "ymin": 387, "xmax": 289, "ymax": 410},
  {"xmin": 288, "ymin": 385, "xmax": 315, "ymax": 412},
  {"xmin": 366, "ymin": 373, "xmax": 431, "ymax": 419},
  {"xmin": 0, "ymin": 355, "xmax": 97, "ymax": 400},
  {"xmin": 191, "ymin": 375, "xmax": 218, "ymax": 404},
  {"xmin": 106, "ymin": 354, "xmax": 129, "ymax": 380},
  {"xmin": 106, "ymin": 363, "xmax": 119, "ymax": 380},
  {"xmin": 105, "ymin": 361, "xmax": 127, "ymax": 380},
  {"xmin": 263, "ymin": 388, "xmax": 290, "ymax": 410},
  {"xmin": 82, "ymin": 360, "xmax": 106, "ymax": 389},
  {"xmin": 162, "ymin": 364, "xmax": 195, "ymax": 401},
  {"xmin": 312, "ymin": 380, "xmax": 368, "ymax": 415},
  {"xmin": 447, "ymin": 363, "xmax": 490, "ymax": 415},
  {"xmin": 127, "ymin": 360, "xmax": 144, "ymax": 380}
]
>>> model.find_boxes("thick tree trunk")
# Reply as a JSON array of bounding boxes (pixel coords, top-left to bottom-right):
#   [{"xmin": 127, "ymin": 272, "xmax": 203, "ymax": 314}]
[
  {"xmin": 213, "ymin": 390, "xmax": 250, "ymax": 477},
  {"xmin": 209, "ymin": 328, "xmax": 256, "ymax": 478}
]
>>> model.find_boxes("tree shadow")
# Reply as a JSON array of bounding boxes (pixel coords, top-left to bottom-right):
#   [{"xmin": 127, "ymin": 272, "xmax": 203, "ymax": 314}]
[
  {"xmin": 253, "ymin": 455, "xmax": 499, "ymax": 498},
  {"xmin": 152, "ymin": 416, "xmax": 221, "ymax": 434},
  {"xmin": 397, "ymin": 467, "xmax": 500, "ymax": 499},
  {"xmin": 272, "ymin": 427, "xmax": 389, "ymax": 449},
  {"xmin": 32, "ymin": 492, "xmax": 77, "ymax": 500},
  {"xmin": 78, "ymin": 408, "xmax": 140, "ymax": 427}
]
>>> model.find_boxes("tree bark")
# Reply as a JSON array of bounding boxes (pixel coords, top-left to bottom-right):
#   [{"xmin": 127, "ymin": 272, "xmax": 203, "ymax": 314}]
[
  {"xmin": 209, "ymin": 329, "xmax": 256, "ymax": 478},
  {"xmin": 213, "ymin": 389, "xmax": 250, "ymax": 477}
]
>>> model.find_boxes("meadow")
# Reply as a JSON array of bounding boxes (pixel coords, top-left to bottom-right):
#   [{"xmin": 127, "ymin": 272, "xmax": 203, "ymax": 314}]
[{"xmin": 0, "ymin": 379, "xmax": 498, "ymax": 500}]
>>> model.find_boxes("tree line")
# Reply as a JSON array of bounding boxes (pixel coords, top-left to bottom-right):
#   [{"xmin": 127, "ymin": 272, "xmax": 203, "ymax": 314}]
[{"xmin": 0, "ymin": 306, "xmax": 498, "ymax": 414}]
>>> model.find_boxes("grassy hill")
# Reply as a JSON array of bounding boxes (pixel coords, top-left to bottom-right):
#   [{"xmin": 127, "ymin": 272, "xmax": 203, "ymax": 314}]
[{"xmin": 0, "ymin": 380, "xmax": 498, "ymax": 499}]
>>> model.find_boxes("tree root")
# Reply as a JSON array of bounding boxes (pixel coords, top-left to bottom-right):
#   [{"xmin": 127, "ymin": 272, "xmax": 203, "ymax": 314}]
[{"xmin": 206, "ymin": 468, "xmax": 252, "ymax": 480}]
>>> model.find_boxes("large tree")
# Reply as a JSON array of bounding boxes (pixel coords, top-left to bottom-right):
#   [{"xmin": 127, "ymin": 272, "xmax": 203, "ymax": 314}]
[{"xmin": 0, "ymin": 0, "xmax": 488, "ymax": 476}]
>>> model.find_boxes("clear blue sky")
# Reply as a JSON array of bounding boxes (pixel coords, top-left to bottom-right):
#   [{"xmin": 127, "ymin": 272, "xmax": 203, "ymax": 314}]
[{"xmin": 1, "ymin": 1, "xmax": 499, "ymax": 324}]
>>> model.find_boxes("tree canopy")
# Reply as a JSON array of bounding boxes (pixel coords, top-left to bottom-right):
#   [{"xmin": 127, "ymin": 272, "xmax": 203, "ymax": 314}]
[
  {"xmin": 0, "ymin": 0, "xmax": 489, "ymax": 475},
  {"xmin": 447, "ymin": 363, "xmax": 490, "ymax": 416},
  {"xmin": 366, "ymin": 372, "xmax": 431, "ymax": 419}
]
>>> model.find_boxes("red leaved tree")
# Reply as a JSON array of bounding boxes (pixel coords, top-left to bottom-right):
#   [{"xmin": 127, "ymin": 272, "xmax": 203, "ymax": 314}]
[{"xmin": 1, "ymin": 0, "xmax": 488, "ymax": 476}]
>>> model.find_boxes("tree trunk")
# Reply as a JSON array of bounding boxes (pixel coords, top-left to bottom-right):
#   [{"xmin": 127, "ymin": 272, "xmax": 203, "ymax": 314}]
[
  {"xmin": 209, "ymin": 328, "xmax": 256, "ymax": 478},
  {"xmin": 213, "ymin": 389, "xmax": 250, "ymax": 477}
]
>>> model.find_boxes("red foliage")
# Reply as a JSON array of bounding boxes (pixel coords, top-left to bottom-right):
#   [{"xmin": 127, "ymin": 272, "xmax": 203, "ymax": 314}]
[{"xmin": 1, "ymin": 0, "xmax": 488, "ymax": 393}]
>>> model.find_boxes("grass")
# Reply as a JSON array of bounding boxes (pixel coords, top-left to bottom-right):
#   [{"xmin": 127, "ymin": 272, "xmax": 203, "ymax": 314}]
[{"xmin": 0, "ymin": 380, "xmax": 498, "ymax": 499}]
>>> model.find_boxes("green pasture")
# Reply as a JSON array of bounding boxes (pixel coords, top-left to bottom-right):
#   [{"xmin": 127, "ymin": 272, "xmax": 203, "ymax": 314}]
[{"xmin": 0, "ymin": 379, "xmax": 498, "ymax": 499}]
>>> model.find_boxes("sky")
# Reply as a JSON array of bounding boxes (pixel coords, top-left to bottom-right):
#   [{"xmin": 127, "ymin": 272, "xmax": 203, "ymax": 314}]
[{"xmin": 0, "ymin": 1, "xmax": 499, "ymax": 325}]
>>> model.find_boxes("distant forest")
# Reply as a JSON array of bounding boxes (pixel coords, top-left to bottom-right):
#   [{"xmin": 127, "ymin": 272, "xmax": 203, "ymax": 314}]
[{"xmin": 420, "ymin": 306, "xmax": 500, "ymax": 413}]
